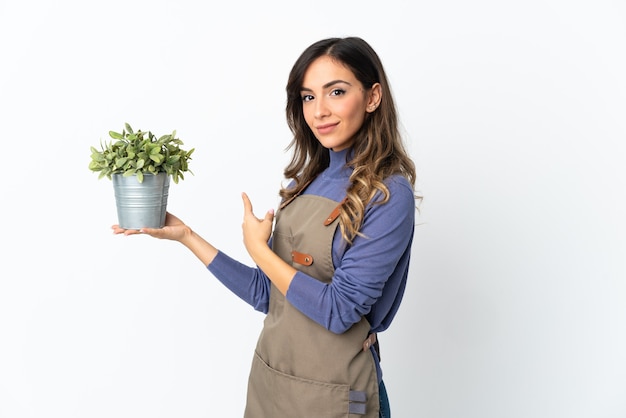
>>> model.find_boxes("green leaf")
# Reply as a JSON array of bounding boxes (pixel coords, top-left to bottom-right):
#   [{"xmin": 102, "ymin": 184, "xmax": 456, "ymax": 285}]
[
  {"xmin": 149, "ymin": 154, "xmax": 164, "ymax": 163},
  {"xmin": 114, "ymin": 157, "xmax": 128, "ymax": 168},
  {"xmin": 166, "ymin": 155, "xmax": 181, "ymax": 164}
]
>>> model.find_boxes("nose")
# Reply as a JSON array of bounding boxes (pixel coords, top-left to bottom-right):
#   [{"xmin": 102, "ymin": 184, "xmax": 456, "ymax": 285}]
[{"xmin": 314, "ymin": 98, "xmax": 330, "ymax": 119}]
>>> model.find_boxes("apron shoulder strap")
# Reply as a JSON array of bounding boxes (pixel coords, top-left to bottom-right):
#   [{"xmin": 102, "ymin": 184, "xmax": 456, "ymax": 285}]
[{"xmin": 323, "ymin": 198, "xmax": 347, "ymax": 226}]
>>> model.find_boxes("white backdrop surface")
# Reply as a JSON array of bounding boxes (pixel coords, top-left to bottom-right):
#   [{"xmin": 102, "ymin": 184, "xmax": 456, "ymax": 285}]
[{"xmin": 1, "ymin": 1, "xmax": 625, "ymax": 417}]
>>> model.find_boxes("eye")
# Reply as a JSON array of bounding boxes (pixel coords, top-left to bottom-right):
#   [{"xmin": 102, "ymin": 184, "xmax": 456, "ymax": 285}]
[
  {"xmin": 301, "ymin": 94, "xmax": 314, "ymax": 102},
  {"xmin": 330, "ymin": 88, "xmax": 346, "ymax": 97}
]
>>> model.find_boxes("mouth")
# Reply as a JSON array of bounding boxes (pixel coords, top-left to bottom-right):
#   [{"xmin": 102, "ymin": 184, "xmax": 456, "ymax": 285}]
[{"xmin": 315, "ymin": 122, "xmax": 338, "ymax": 135}]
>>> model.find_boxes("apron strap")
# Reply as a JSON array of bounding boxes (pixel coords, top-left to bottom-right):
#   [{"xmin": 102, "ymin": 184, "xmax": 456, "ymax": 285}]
[
  {"xmin": 324, "ymin": 198, "xmax": 347, "ymax": 226},
  {"xmin": 279, "ymin": 177, "xmax": 316, "ymax": 210}
]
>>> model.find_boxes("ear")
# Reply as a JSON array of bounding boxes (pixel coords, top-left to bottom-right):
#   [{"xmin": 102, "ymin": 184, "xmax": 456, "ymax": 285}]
[{"xmin": 366, "ymin": 83, "xmax": 382, "ymax": 113}]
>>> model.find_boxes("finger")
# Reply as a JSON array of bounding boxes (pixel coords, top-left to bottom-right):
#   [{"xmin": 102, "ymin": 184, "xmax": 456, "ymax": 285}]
[
  {"xmin": 112, "ymin": 225, "xmax": 140, "ymax": 235},
  {"xmin": 241, "ymin": 192, "xmax": 253, "ymax": 215},
  {"xmin": 264, "ymin": 209, "xmax": 275, "ymax": 223}
]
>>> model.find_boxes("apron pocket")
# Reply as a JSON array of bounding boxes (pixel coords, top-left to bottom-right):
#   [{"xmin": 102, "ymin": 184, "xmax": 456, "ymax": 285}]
[{"xmin": 245, "ymin": 351, "xmax": 356, "ymax": 418}]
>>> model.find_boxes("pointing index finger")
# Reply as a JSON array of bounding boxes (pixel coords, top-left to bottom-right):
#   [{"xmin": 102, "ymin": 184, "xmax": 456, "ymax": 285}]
[{"xmin": 241, "ymin": 192, "xmax": 252, "ymax": 214}]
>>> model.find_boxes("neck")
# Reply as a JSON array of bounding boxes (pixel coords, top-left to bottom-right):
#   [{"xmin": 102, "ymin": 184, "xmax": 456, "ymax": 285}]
[{"xmin": 326, "ymin": 147, "xmax": 353, "ymax": 179}]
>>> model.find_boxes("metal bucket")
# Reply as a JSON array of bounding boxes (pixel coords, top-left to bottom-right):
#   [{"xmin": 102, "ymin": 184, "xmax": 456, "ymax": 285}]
[{"xmin": 112, "ymin": 172, "xmax": 170, "ymax": 229}]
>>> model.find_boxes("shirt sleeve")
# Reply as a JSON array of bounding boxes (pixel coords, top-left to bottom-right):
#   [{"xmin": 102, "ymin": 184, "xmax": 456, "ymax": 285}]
[
  {"xmin": 207, "ymin": 251, "xmax": 271, "ymax": 313},
  {"xmin": 285, "ymin": 176, "xmax": 416, "ymax": 334}
]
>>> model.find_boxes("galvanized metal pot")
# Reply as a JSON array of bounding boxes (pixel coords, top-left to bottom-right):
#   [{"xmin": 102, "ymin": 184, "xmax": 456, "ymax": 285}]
[{"xmin": 112, "ymin": 172, "xmax": 170, "ymax": 230}]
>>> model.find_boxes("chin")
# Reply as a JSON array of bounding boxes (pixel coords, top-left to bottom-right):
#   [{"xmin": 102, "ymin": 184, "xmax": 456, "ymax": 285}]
[{"xmin": 319, "ymin": 141, "xmax": 351, "ymax": 151}]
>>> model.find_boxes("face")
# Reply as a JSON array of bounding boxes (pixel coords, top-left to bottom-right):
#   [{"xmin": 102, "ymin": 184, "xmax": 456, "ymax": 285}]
[{"xmin": 300, "ymin": 56, "xmax": 381, "ymax": 151}]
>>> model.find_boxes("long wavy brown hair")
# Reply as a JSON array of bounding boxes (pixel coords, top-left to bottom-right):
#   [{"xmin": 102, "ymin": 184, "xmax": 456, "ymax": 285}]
[{"xmin": 281, "ymin": 37, "xmax": 418, "ymax": 243}]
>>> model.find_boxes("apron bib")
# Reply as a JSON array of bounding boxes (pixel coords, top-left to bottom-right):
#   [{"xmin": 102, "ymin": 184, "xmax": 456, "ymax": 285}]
[{"xmin": 244, "ymin": 194, "xmax": 379, "ymax": 418}]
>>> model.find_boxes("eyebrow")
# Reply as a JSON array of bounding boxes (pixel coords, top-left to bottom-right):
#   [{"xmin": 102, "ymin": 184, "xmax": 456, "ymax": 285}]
[{"xmin": 300, "ymin": 79, "xmax": 353, "ymax": 92}]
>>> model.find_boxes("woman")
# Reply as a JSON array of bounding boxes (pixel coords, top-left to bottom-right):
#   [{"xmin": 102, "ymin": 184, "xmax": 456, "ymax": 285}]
[{"xmin": 114, "ymin": 36, "xmax": 418, "ymax": 418}]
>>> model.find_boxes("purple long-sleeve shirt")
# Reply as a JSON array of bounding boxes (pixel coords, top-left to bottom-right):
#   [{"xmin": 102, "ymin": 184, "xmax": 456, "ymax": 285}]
[{"xmin": 208, "ymin": 148, "xmax": 415, "ymax": 337}]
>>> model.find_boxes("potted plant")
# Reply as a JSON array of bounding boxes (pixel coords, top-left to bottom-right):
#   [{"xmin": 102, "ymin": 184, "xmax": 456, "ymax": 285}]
[{"xmin": 89, "ymin": 122, "xmax": 194, "ymax": 229}]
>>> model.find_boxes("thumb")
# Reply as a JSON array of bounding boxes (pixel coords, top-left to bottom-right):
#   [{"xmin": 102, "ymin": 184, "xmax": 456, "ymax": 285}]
[{"xmin": 264, "ymin": 209, "xmax": 275, "ymax": 223}]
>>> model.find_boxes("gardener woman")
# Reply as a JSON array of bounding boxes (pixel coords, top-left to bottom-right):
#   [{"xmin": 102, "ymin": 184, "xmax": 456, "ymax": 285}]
[{"xmin": 114, "ymin": 36, "xmax": 418, "ymax": 418}]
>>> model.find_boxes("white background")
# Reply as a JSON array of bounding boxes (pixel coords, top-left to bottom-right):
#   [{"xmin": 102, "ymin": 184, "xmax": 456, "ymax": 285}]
[{"xmin": 1, "ymin": 1, "xmax": 625, "ymax": 417}]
